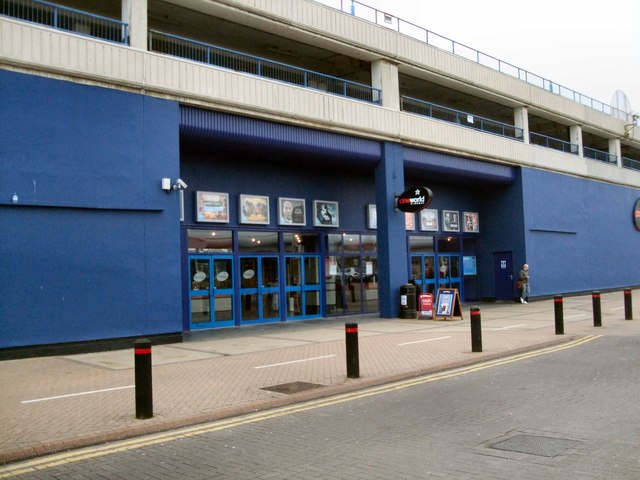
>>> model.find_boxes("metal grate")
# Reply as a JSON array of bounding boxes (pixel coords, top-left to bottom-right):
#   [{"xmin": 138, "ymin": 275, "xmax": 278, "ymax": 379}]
[
  {"xmin": 490, "ymin": 434, "xmax": 581, "ymax": 458},
  {"xmin": 260, "ymin": 381, "xmax": 325, "ymax": 394}
]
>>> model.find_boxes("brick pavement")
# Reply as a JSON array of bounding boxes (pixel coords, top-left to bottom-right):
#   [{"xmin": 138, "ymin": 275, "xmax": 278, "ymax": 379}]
[{"xmin": 0, "ymin": 290, "xmax": 637, "ymax": 465}]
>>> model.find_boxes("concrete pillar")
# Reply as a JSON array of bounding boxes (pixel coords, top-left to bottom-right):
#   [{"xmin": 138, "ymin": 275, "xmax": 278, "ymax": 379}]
[
  {"xmin": 608, "ymin": 138, "xmax": 622, "ymax": 166},
  {"xmin": 371, "ymin": 59, "xmax": 400, "ymax": 110},
  {"xmin": 375, "ymin": 142, "xmax": 407, "ymax": 318},
  {"xmin": 122, "ymin": 0, "xmax": 148, "ymax": 50},
  {"xmin": 569, "ymin": 125, "xmax": 583, "ymax": 157},
  {"xmin": 514, "ymin": 106, "xmax": 529, "ymax": 143}
]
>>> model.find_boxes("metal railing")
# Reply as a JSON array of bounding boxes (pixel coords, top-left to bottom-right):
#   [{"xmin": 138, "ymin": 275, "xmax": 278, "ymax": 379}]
[
  {"xmin": 149, "ymin": 30, "xmax": 381, "ymax": 105},
  {"xmin": 1, "ymin": 0, "xmax": 129, "ymax": 44},
  {"xmin": 583, "ymin": 146, "xmax": 617, "ymax": 165},
  {"xmin": 401, "ymin": 96, "xmax": 523, "ymax": 141},
  {"xmin": 315, "ymin": 0, "xmax": 634, "ymax": 123},
  {"xmin": 622, "ymin": 157, "xmax": 640, "ymax": 171},
  {"xmin": 529, "ymin": 132, "xmax": 578, "ymax": 155}
]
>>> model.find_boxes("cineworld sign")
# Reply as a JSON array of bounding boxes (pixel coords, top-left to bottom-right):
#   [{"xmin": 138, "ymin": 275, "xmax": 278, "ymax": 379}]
[{"xmin": 396, "ymin": 186, "xmax": 433, "ymax": 213}]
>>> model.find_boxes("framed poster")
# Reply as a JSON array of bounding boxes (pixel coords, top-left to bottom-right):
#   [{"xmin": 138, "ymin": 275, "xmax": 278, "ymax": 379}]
[
  {"xmin": 278, "ymin": 197, "xmax": 306, "ymax": 226},
  {"xmin": 367, "ymin": 204, "xmax": 377, "ymax": 229},
  {"xmin": 405, "ymin": 212, "xmax": 415, "ymax": 231},
  {"xmin": 442, "ymin": 210, "xmax": 460, "ymax": 232},
  {"xmin": 239, "ymin": 194, "xmax": 270, "ymax": 225},
  {"xmin": 196, "ymin": 191, "xmax": 229, "ymax": 223},
  {"xmin": 314, "ymin": 200, "xmax": 339, "ymax": 227},
  {"xmin": 419, "ymin": 209, "xmax": 439, "ymax": 231},
  {"xmin": 463, "ymin": 211, "xmax": 479, "ymax": 233}
]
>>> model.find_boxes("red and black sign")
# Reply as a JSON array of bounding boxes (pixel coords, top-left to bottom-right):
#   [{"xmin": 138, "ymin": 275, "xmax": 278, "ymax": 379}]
[
  {"xmin": 634, "ymin": 198, "xmax": 640, "ymax": 231},
  {"xmin": 396, "ymin": 186, "xmax": 433, "ymax": 213}
]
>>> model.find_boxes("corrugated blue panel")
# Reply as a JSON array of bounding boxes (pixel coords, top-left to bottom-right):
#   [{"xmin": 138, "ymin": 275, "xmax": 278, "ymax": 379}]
[
  {"xmin": 404, "ymin": 147, "xmax": 515, "ymax": 185},
  {"xmin": 180, "ymin": 107, "xmax": 382, "ymax": 163}
]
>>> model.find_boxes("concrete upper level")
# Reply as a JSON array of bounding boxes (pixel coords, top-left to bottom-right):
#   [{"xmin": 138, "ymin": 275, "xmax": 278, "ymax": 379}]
[{"xmin": 1, "ymin": 0, "xmax": 639, "ymax": 187}]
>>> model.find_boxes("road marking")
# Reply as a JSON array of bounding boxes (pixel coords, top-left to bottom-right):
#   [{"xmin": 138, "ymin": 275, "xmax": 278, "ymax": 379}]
[
  {"xmin": 610, "ymin": 307, "xmax": 624, "ymax": 311},
  {"xmin": 491, "ymin": 324, "xmax": 526, "ymax": 331},
  {"xmin": 565, "ymin": 314, "xmax": 588, "ymax": 319},
  {"xmin": 0, "ymin": 335, "xmax": 601, "ymax": 478},
  {"xmin": 254, "ymin": 355, "xmax": 336, "ymax": 369},
  {"xmin": 21, "ymin": 386, "xmax": 134, "ymax": 404},
  {"xmin": 398, "ymin": 336, "xmax": 451, "ymax": 346}
]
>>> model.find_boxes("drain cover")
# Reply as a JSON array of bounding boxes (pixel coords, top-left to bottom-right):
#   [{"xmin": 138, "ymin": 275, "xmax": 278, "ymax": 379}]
[
  {"xmin": 490, "ymin": 434, "xmax": 581, "ymax": 458},
  {"xmin": 261, "ymin": 381, "xmax": 325, "ymax": 394}
]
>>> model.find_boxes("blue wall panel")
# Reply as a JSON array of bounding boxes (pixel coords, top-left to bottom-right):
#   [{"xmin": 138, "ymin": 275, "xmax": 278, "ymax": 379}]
[
  {"xmin": 522, "ymin": 168, "xmax": 640, "ymax": 297},
  {"xmin": 0, "ymin": 71, "xmax": 182, "ymax": 348}
]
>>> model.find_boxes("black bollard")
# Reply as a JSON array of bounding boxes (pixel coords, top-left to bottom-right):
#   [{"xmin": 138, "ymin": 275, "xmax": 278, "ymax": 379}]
[
  {"xmin": 345, "ymin": 323, "xmax": 360, "ymax": 379},
  {"xmin": 592, "ymin": 291, "xmax": 602, "ymax": 327},
  {"xmin": 624, "ymin": 289, "xmax": 633, "ymax": 320},
  {"xmin": 470, "ymin": 307, "xmax": 482, "ymax": 352},
  {"xmin": 554, "ymin": 295, "xmax": 564, "ymax": 335},
  {"xmin": 134, "ymin": 339, "xmax": 153, "ymax": 419}
]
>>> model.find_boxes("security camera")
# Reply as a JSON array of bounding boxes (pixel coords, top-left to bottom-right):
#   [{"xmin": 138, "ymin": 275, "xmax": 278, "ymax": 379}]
[{"xmin": 173, "ymin": 179, "xmax": 188, "ymax": 190}]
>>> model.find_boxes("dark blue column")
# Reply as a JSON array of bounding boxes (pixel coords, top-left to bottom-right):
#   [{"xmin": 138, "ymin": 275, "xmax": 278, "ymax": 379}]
[{"xmin": 375, "ymin": 142, "xmax": 408, "ymax": 318}]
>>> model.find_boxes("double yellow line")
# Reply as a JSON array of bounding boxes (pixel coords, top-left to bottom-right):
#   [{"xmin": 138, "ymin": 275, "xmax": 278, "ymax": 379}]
[{"xmin": 0, "ymin": 335, "xmax": 600, "ymax": 478}]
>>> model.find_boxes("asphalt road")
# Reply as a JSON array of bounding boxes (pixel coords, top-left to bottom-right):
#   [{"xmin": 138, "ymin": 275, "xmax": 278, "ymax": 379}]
[{"xmin": 4, "ymin": 334, "xmax": 640, "ymax": 479}]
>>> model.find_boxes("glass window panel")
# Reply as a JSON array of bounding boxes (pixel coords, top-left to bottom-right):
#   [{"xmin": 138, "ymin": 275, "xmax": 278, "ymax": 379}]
[
  {"xmin": 238, "ymin": 231, "xmax": 278, "ymax": 253},
  {"xmin": 213, "ymin": 259, "xmax": 232, "ymax": 289},
  {"xmin": 191, "ymin": 295, "xmax": 210, "ymax": 323},
  {"xmin": 286, "ymin": 257, "xmax": 301, "ymax": 286},
  {"xmin": 362, "ymin": 256, "xmax": 378, "ymax": 313},
  {"xmin": 327, "ymin": 234, "xmax": 343, "ymax": 253},
  {"xmin": 361, "ymin": 234, "xmax": 377, "ymax": 253},
  {"xmin": 305, "ymin": 291, "xmax": 321, "ymax": 315},
  {"xmin": 304, "ymin": 257, "xmax": 320, "ymax": 285},
  {"xmin": 240, "ymin": 258, "xmax": 258, "ymax": 289},
  {"xmin": 214, "ymin": 294, "xmax": 233, "ymax": 322},
  {"xmin": 262, "ymin": 257, "xmax": 279, "ymax": 287},
  {"xmin": 342, "ymin": 233, "xmax": 361, "ymax": 253},
  {"xmin": 188, "ymin": 230, "xmax": 232, "ymax": 253},
  {"xmin": 190, "ymin": 258, "xmax": 210, "ymax": 290},
  {"xmin": 263, "ymin": 293, "xmax": 279, "ymax": 319},
  {"xmin": 284, "ymin": 233, "xmax": 319, "ymax": 252},
  {"xmin": 325, "ymin": 256, "xmax": 342, "ymax": 315},
  {"xmin": 437, "ymin": 236, "xmax": 460, "ymax": 252},
  {"xmin": 241, "ymin": 293, "xmax": 258, "ymax": 321},
  {"xmin": 409, "ymin": 235, "xmax": 434, "ymax": 253}
]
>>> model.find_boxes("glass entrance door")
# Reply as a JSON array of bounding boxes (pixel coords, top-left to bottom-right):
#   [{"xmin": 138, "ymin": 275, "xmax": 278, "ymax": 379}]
[
  {"xmin": 285, "ymin": 255, "xmax": 321, "ymax": 320},
  {"xmin": 189, "ymin": 255, "xmax": 234, "ymax": 329},
  {"xmin": 239, "ymin": 256, "xmax": 280, "ymax": 324},
  {"xmin": 411, "ymin": 254, "xmax": 436, "ymax": 296}
]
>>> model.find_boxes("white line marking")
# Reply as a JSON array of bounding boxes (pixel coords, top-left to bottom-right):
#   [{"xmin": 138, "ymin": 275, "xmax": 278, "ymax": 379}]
[
  {"xmin": 22, "ymin": 386, "xmax": 134, "ymax": 404},
  {"xmin": 398, "ymin": 336, "xmax": 451, "ymax": 346},
  {"xmin": 491, "ymin": 324, "xmax": 527, "ymax": 330},
  {"xmin": 611, "ymin": 307, "xmax": 624, "ymax": 311},
  {"xmin": 565, "ymin": 314, "xmax": 587, "ymax": 319},
  {"xmin": 254, "ymin": 355, "xmax": 336, "ymax": 369}
]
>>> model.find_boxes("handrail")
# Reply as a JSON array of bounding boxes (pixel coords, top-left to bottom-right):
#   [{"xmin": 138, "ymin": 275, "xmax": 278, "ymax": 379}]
[
  {"xmin": 583, "ymin": 146, "xmax": 617, "ymax": 164},
  {"xmin": 315, "ymin": 0, "xmax": 634, "ymax": 123},
  {"xmin": 0, "ymin": 0, "xmax": 129, "ymax": 44},
  {"xmin": 622, "ymin": 157, "xmax": 640, "ymax": 171},
  {"xmin": 148, "ymin": 30, "xmax": 382, "ymax": 105},
  {"xmin": 401, "ymin": 96, "xmax": 523, "ymax": 141},
  {"xmin": 529, "ymin": 132, "xmax": 579, "ymax": 155}
]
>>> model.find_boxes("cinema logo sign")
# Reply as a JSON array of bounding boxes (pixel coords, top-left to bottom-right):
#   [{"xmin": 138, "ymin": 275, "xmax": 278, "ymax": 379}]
[{"xmin": 396, "ymin": 186, "xmax": 433, "ymax": 213}]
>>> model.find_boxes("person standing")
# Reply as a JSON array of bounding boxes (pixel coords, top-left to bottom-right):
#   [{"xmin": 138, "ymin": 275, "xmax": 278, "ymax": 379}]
[{"xmin": 519, "ymin": 263, "xmax": 530, "ymax": 304}]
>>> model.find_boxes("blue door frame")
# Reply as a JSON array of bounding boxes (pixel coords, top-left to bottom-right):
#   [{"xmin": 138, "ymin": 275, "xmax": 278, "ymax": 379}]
[
  {"xmin": 188, "ymin": 255, "xmax": 235, "ymax": 329},
  {"xmin": 411, "ymin": 253, "xmax": 463, "ymax": 300},
  {"xmin": 285, "ymin": 255, "xmax": 322, "ymax": 321},
  {"xmin": 238, "ymin": 255, "xmax": 281, "ymax": 325}
]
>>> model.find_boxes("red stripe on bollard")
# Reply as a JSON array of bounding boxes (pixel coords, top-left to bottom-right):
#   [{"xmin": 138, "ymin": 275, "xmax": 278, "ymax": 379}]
[
  {"xmin": 554, "ymin": 297, "xmax": 563, "ymax": 303},
  {"xmin": 135, "ymin": 348, "xmax": 152, "ymax": 355},
  {"xmin": 345, "ymin": 327, "xmax": 358, "ymax": 333},
  {"xmin": 470, "ymin": 309, "xmax": 481, "ymax": 316}
]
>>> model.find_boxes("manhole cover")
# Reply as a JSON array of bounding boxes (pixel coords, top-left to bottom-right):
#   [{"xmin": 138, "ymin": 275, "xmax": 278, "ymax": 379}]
[
  {"xmin": 490, "ymin": 434, "xmax": 581, "ymax": 458},
  {"xmin": 260, "ymin": 381, "xmax": 325, "ymax": 394}
]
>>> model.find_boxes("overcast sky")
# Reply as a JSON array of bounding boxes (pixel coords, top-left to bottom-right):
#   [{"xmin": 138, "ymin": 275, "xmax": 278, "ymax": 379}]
[{"xmin": 337, "ymin": 0, "xmax": 639, "ymax": 114}]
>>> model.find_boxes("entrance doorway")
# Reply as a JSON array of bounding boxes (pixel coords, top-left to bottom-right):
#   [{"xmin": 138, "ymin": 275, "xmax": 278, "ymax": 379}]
[
  {"xmin": 239, "ymin": 256, "xmax": 280, "ymax": 324},
  {"xmin": 411, "ymin": 254, "xmax": 462, "ymax": 298},
  {"xmin": 285, "ymin": 255, "xmax": 322, "ymax": 320},
  {"xmin": 493, "ymin": 252, "xmax": 514, "ymax": 300},
  {"xmin": 188, "ymin": 255, "xmax": 234, "ymax": 329}
]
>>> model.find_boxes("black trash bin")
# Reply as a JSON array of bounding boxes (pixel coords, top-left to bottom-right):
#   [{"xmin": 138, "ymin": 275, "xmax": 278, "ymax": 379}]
[{"xmin": 399, "ymin": 284, "xmax": 417, "ymax": 319}]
